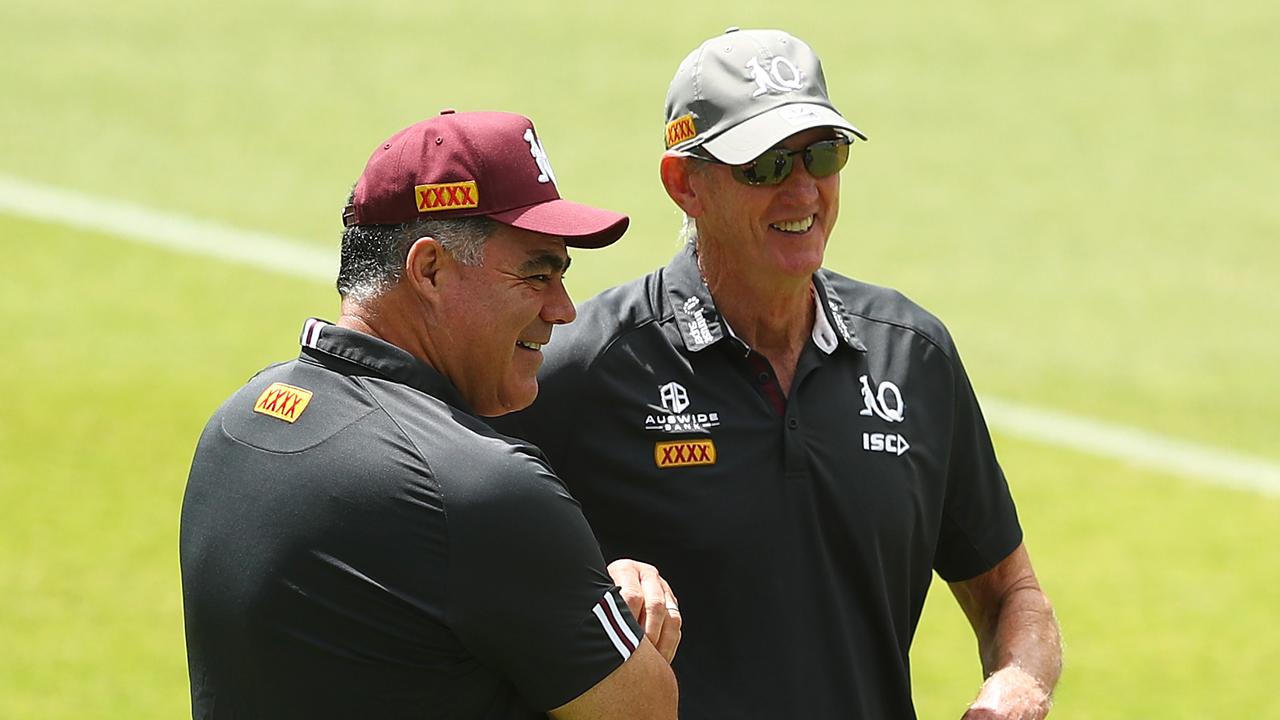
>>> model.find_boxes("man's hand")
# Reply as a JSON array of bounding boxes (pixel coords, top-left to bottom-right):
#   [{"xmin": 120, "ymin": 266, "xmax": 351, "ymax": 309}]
[
  {"xmin": 606, "ymin": 559, "xmax": 682, "ymax": 662},
  {"xmin": 962, "ymin": 666, "xmax": 1052, "ymax": 720}
]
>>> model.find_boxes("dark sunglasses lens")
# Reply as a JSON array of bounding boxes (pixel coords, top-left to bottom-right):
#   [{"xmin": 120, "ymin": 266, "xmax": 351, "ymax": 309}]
[
  {"xmin": 733, "ymin": 149, "xmax": 793, "ymax": 185},
  {"xmin": 804, "ymin": 140, "xmax": 851, "ymax": 178}
]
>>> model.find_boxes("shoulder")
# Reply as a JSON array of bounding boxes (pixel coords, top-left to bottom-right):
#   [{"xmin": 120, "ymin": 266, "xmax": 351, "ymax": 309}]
[
  {"xmin": 818, "ymin": 268, "xmax": 959, "ymax": 361},
  {"xmin": 545, "ymin": 268, "xmax": 667, "ymax": 375},
  {"xmin": 362, "ymin": 377, "xmax": 553, "ymax": 487}
]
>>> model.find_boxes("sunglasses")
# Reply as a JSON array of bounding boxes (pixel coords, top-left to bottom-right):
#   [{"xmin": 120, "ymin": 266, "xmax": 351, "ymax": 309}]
[{"xmin": 693, "ymin": 137, "xmax": 853, "ymax": 186}]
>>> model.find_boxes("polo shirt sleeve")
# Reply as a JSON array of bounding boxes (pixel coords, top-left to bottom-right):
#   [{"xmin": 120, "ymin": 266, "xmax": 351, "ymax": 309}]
[
  {"xmin": 445, "ymin": 440, "xmax": 643, "ymax": 711},
  {"xmin": 933, "ymin": 347, "xmax": 1024, "ymax": 582}
]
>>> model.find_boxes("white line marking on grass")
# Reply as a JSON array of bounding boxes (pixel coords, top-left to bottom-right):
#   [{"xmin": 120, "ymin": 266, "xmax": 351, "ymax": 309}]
[
  {"xmin": 981, "ymin": 399, "xmax": 1280, "ymax": 497},
  {"xmin": 3, "ymin": 173, "xmax": 1279, "ymax": 497},
  {"xmin": 0, "ymin": 173, "xmax": 334, "ymax": 282}
]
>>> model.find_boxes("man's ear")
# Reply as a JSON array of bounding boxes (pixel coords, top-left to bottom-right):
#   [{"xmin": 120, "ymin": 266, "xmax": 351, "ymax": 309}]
[
  {"xmin": 404, "ymin": 236, "xmax": 447, "ymax": 298},
  {"xmin": 660, "ymin": 152, "xmax": 705, "ymax": 217}
]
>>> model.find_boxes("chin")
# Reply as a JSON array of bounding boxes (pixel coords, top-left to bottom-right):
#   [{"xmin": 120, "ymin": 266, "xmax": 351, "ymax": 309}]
[
  {"xmin": 776, "ymin": 253, "xmax": 825, "ymax": 278},
  {"xmin": 484, "ymin": 385, "xmax": 538, "ymax": 417}
]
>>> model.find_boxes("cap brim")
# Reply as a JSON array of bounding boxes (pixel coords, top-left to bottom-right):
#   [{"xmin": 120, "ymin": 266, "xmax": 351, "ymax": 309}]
[
  {"xmin": 701, "ymin": 103, "xmax": 867, "ymax": 165},
  {"xmin": 488, "ymin": 198, "xmax": 629, "ymax": 249}
]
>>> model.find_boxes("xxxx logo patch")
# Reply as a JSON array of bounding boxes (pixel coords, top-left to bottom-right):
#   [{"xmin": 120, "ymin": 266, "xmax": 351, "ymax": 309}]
[
  {"xmin": 654, "ymin": 439, "xmax": 716, "ymax": 468},
  {"xmin": 415, "ymin": 181, "xmax": 479, "ymax": 212},
  {"xmin": 665, "ymin": 114, "xmax": 697, "ymax": 149},
  {"xmin": 253, "ymin": 382, "xmax": 313, "ymax": 423}
]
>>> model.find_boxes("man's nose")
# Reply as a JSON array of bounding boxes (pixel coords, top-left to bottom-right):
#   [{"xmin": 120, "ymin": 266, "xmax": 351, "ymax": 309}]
[
  {"xmin": 780, "ymin": 157, "xmax": 821, "ymax": 201},
  {"xmin": 542, "ymin": 277, "xmax": 577, "ymax": 325}
]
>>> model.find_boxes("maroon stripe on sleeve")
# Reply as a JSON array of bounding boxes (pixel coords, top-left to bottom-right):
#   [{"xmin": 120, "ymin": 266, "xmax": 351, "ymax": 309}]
[{"xmin": 598, "ymin": 594, "xmax": 638, "ymax": 651}]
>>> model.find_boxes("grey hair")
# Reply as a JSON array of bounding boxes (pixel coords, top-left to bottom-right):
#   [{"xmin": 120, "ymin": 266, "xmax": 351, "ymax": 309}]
[
  {"xmin": 679, "ymin": 213, "xmax": 699, "ymax": 248},
  {"xmin": 676, "ymin": 154, "xmax": 711, "ymax": 248},
  {"xmin": 337, "ymin": 212, "xmax": 496, "ymax": 302}
]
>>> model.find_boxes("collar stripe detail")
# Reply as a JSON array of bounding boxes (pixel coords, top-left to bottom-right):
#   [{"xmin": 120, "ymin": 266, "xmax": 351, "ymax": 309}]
[
  {"xmin": 300, "ymin": 318, "xmax": 328, "ymax": 349},
  {"xmin": 811, "ymin": 286, "xmax": 839, "ymax": 354},
  {"xmin": 816, "ymin": 275, "xmax": 868, "ymax": 352},
  {"xmin": 593, "ymin": 590, "xmax": 639, "ymax": 660}
]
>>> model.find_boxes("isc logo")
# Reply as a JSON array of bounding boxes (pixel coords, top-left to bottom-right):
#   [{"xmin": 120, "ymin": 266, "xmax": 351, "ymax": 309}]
[{"xmin": 863, "ymin": 432, "xmax": 910, "ymax": 457}]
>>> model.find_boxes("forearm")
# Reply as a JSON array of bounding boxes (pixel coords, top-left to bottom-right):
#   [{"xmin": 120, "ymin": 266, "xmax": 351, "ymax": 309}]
[
  {"xmin": 975, "ymin": 581, "xmax": 1061, "ymax": 692},
  {"xmin": 950, "ymin": 544, "xmax": 1062, "ymax": 718}
]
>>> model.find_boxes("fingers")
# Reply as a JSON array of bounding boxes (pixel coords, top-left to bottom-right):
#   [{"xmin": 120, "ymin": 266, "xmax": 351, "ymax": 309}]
[
  {"xmin": 654, "ymin": 582, "xmax": 682, "ymax": 663},
  {"xmin": 641, "ymin": 572, "xmax": 682, "ymax": 662},
  {"xmin": 606, "ymin": 559, "xmax": 683, "ymax": 663},
  {"xmin": 607, "ymin": 559, "xmax": 646, "ymax": 618}
]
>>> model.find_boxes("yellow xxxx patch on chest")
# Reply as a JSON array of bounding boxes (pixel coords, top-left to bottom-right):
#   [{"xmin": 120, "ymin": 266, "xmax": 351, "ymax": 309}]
[
  {"xmin": 253, "ymin": 383, "xmax": 313, "ymax": 423},
  {"xmin": 654, "ymin": 439, "xmax": 716, "ymax": 468}
]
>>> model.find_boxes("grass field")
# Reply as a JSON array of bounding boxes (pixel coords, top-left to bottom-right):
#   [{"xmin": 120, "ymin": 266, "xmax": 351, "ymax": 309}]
[{"xmin": 2, "ymin": 0, "xmax": 1278, "ymax": 717}]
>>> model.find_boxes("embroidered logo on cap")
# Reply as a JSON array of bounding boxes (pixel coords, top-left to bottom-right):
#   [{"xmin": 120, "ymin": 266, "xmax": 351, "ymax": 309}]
[
  {"xmin": 253, "ymin": 383, "xmax": 314, "ymax": 423},
  {"xmin": 655, "ymin": 439, "xmax": 717, "ymax": 468},
  {"xmin": 415, "ymin": 181, "xmax": 479, "ymax": 212},
  {"xmin": 745, "ymin": 55, "xmax": 805, "ymax": 97},
  {"xmin": 523, "ymin": 128, "xmax": 557, "ymax": 185},
  {"xmin": 665, "ymin": 114, "xmax": 697, "ymax": 149}
]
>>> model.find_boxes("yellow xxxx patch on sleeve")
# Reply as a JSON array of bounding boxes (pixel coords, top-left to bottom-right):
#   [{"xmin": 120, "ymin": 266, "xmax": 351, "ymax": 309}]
[
  {"xmin": 654, "ymin": 439, "xmax": 716, "ymax": 468},
  {"xmin": 253, "ymin": 383, "xmax": 314, "ymax": 423},
  {"xmin": 415, "ymin": 181, "xmax": 479, "ymax": 212},
  {"xmin": 665, "ymin": 114, "xmax": 697, "ymax": 149}
]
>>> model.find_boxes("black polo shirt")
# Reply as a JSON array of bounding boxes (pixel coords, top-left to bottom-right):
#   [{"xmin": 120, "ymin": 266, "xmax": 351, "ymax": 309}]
[
  {"xmin": 180, "ymin": 320, "xmax": 643, "ymax": 719},
  {"xmin": 492, "ymin": 246, "xmax": 1022, "ymax": 719}
]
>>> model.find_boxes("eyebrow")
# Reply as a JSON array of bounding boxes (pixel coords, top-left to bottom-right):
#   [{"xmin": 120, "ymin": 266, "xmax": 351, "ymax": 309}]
[{"xmin": 517, "ymin": 251, "xmax": 572, "ymax": 275}]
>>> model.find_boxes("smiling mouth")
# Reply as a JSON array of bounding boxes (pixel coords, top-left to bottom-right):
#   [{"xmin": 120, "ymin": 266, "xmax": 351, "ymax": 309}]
[
  {"xmin": 770, "ymin": 215, "xmax": 816, "ymax": 234},
  {"xmin": 516, "ymin": 340, "xmax": 543, "ymax": 351}
]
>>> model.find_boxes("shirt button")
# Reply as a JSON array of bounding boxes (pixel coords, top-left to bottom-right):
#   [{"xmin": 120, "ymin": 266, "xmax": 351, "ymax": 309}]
[
  {"xmin": 757, "ymin": 372, "xmax": 771, "ymax": 384},
  {"xmin": 787, "ymin": 418, "xmax": 799, "ymax": 430}
]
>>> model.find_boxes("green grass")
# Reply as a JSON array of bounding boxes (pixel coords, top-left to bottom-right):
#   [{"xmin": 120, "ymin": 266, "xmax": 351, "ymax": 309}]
[{"xmin": 2, "ymin": 0, "xmax": 1278, "ymax": 717}]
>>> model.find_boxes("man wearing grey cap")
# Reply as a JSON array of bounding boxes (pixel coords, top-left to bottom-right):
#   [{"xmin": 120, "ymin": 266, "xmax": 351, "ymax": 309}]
[{"xmin": 493, "ymin": 29, "xmax": 1062, "ymax": 719}]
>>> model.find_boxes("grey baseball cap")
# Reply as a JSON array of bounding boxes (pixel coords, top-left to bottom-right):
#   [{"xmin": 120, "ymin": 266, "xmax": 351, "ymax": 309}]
[{"xmin": 664, "ymin": 28, "xmax": 866, "ymax": 165}]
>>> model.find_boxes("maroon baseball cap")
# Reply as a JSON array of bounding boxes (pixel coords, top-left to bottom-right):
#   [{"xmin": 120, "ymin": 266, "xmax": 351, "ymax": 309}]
[{"xmin": 343, "ymin": 110, "xmax": 628, "ymax": 249}]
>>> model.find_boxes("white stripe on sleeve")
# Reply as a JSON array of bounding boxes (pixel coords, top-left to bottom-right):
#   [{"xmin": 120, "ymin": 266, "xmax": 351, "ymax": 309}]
[
  {"xmin": 592, "ymin": 603, "xmax": 633, "ymax": 661},
  {"xmin": 604, "ymin": 590, "xmax": 641, "ymax": 650}
]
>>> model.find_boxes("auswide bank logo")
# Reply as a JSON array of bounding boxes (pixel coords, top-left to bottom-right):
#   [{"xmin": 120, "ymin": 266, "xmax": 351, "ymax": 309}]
[
  {"xmin": 859, "ymin": 375, "xmax": 909, "ymax": 457},
  {"xmin": 644, "ymin": 381, "xmax": 722, "ymax": 433}
]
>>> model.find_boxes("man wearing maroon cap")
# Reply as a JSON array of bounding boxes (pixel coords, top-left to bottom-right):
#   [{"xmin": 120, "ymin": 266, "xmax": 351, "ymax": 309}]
[{"xmin": 180, "ymin": 110, "xmax": 677, "ymax": 719}]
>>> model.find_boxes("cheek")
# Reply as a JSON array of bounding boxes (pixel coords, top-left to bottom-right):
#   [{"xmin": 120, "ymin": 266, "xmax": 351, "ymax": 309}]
[{"xmin": 821, "ymin": 181, "xmax": 840, "ymax": 227}]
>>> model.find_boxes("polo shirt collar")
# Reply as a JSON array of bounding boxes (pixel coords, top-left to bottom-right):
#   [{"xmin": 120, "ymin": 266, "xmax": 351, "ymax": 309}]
[
  {"xmin": 664, "ymin": 245, "xmax": 727, "ymax": 352},
  {"xmin": 664, "ymin": 246, "xmax": 867, "ymax": 354},
  {"xmin": 296, "ymin": 318, "xmax": 474, "ymax": 413},
  {"xmin": 812, "ymin": 272, "xmax": 869, "ymax": 353}
]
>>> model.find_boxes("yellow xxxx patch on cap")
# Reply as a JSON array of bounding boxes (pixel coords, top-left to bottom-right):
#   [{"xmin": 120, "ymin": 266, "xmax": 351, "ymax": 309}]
[
  {"xmin": 655, "ymin": 439, "xmax": 716, "ymax": 468},
  {"xmin": 665, "ymin": 115, "xmax": 697, "ymax": 149},
  {"xmin": 253, "ymin": 383, "xmax": 313, "ymax": 423},
  {"xmin": 416, "ymin": 181, "xmax": 479, "ymax": 212}
]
